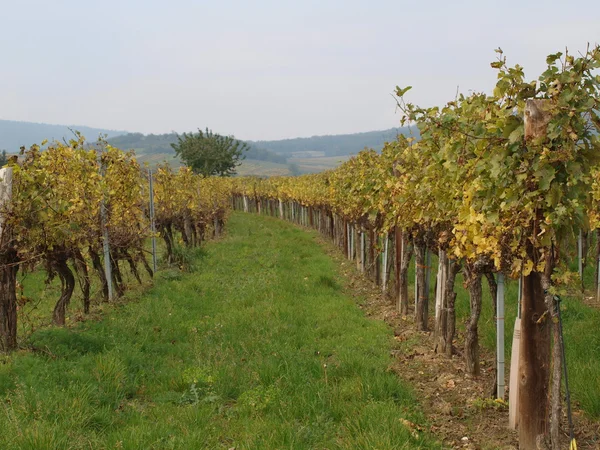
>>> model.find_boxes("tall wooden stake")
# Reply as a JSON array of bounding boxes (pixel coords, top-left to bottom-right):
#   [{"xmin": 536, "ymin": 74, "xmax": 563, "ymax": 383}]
[
  {"xmin": 0, "ymin": 167, "xmax": 18, "ymax": 352},
  {"xmin": 518, "ymin": 99, "xmax": 552, "ymax": 449}
]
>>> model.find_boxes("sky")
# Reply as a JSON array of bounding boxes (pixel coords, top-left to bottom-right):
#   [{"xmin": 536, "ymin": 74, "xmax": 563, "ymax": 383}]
[{"xmin": 1, "ymin": 0, "xmax": 599, "ymax": 141}]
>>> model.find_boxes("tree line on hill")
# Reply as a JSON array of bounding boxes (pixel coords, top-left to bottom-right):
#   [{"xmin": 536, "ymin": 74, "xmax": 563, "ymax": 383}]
[
  {"xmin": 106, "ymin": 132, "xmax": 288, "ymax": 165},
  {"xmin": 249, "ymin": 127, "xmax": 417, "ymax": 156},
  {"xmin": 1, "ymin": 120, "xmax": 419, "ymax": 172}
]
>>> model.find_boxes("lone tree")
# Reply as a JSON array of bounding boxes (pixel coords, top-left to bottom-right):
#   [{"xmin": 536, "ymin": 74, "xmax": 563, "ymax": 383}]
[{"xmin": 171, "ymin": 128, "xmax": 249, "ymax": 177}]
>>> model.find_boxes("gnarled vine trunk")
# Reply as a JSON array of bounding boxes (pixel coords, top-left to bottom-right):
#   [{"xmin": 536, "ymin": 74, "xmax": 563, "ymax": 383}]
[
  {"xmin": 124, "ymin": 249, "xmax": 142, "ymax": 284},
  {"xmin": 183, "ymin": 215, "xmax": 194, "ymax": 247},
  {"xmin": 72, "ymin": 249, "xmax": 91, "ymax": 314},
  {"xmin": 52, "ymin": 254, "xmax": 75, "ymax": 326},
  {"xmin": 397, "ymin": 232, "xmax": 413, "ymax": 316},
  {"xmin": 110, "ymin": 251, "xmax": 125, "ymax": 297},
  {"xmin": 137, "ymin": 247, "xmax": 154, "ymax": 279},
  {"xmin": 485, "ymin": 271, "xmax": 498, "ymax": 318},
  {"xmin": 161, "ymin": 223, "xmax": 175, "ymax": 263},
  {"xmin": 89, "ymin": 246, "xmax": 108, "ymax": 302},
  {"xmin": 464, "ymin": 261, "xmax": 482, "ymax": 376},
  {"xmin": 414, "ymin": 239, "xmax": 428, "ymax": 331},
  {"xmin": 441, "ymin": 260, "xmax": 461, "ymax": 356}
]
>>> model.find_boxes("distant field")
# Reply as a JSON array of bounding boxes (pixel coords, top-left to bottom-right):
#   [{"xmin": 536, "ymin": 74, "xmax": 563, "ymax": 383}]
[
  {"xmin": 131, "ymin": 150, "xmax": 350, "ymax": 177},
  {"xmin": 236, "ymin": 159, "xmax": 292, "ymax": 176},
  {"xmin": 289, "ymin": 155, "xmax": 351, "ymax": 173},
  {"xmin": 131, "ymin": 150, "xmax": 183, "ymax": 169}
]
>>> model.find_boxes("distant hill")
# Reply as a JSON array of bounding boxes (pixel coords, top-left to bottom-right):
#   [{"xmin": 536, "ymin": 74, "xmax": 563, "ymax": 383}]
[
  {"xmin": 0, "ymin": 120, "xmax": 418, "ymax": 176},
  {"xmin": 107, "ymin": 128, "xmax": 419, "ymax": 176},
  {"xmin": 107, "ymin": 132, "xmax": 288, "ymax": 165},
  {"xmin": 249, "ymin": 127, "xmax": 418, "ymax": 157},
  {"xmin": 0, "ymin": 120, "xmax": 127, "ymax": 152}
]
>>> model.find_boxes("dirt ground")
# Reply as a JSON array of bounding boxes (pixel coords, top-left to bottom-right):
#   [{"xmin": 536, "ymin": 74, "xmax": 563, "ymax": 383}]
[{"xmin": 321, "ymin": 240, "xmax": 600, "ymax": 449}]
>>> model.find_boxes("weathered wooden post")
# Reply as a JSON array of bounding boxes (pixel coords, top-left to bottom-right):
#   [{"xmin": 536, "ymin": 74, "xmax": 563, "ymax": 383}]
[
  {"xmin": 434, "ymin": 249, "xmax": 448, "ymax": 340},
  {"xmin": 518, "ymin": 99, "xmax": 552, "ymax": 449},
  {"xmin": 0, "ymin": 167, "xmax": 18, "ymax": 352}
]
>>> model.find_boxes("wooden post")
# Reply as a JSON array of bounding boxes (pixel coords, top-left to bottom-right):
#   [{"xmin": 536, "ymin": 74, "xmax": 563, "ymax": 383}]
[
  {"xmin": 0, "ymin": 167, "xmax": 18, "ymax": 352},
  {"xmin": 518, "ymin": 272, "xmax": 550, "ymax": 447},
  {"xmin": 434, "ymin": 249, "xmax": 448, "ymax": 339},
  {"xmin": 518, "ymin": 99, "xmax": 552, "ymax": 448}
]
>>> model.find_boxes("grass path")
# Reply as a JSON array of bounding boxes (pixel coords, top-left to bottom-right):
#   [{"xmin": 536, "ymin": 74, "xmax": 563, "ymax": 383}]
[{"xmin": 0, "ymin": 213, "xmax": 440, "ymax": 449}]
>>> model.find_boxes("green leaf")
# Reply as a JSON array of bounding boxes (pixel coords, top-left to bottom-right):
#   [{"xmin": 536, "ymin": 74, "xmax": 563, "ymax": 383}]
[
  {"xmin": 546, "ymin": 52, "xmax": 563, "ymax": 65},
  {"xmin": 508, "ymin": 126, "xmax": 523, "ymax": 144},
  {"xmin": 536, "ymin": 166, "xmax": 556, "ymax": 191},
  {"xmin": 502, "ymin": 116, "xmax": 521, "ymax": 138},
  {"xmin": 395, "ymin": 86, "xmax": 413, "ymax": 97}
]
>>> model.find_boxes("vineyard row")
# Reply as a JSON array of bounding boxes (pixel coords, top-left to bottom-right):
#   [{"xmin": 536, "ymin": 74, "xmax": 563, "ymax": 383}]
[{"xmin": 228, "ymin": 45, "xmax": 600, "ymax": 449}]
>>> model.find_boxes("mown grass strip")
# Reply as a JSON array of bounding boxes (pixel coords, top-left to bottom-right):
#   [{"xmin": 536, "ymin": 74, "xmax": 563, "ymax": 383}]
[{"xmin": 0, "ymin": 212, "xmax": 440, "ymax": 449}]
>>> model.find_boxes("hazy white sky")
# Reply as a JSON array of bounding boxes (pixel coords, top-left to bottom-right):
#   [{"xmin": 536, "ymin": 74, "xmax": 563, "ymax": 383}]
[{"xmin": 1, "ymin": 0, "xmax": 599, "ymax": 140}]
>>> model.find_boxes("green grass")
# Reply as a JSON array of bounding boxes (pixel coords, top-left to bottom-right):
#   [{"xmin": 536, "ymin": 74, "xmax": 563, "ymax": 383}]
[
  {"xmin": 404, "ymin": 250, "xmax": 600, "ymax": 419},
  {"xmin": 0, "ymin": 213, "xmax": 440, "ymax": 449}
]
